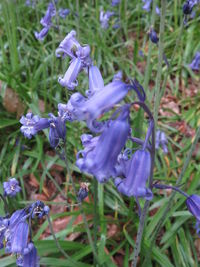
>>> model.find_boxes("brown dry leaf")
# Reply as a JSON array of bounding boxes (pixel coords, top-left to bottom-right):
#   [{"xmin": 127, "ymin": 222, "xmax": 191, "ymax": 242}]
[
  {"xmin": 29, "ymin": 173, "xmax": 39, "ymax": 188},
  {"xmin": 31, "ymin": 193, "xmax": 48, "ymax": 202},
  {"xmin": 3, "ymin": 87, "xmax": 25, "ymax": 117},
  {"xmin": 107, "ymin": 224, "xmax": 118, "ymax": 238},
  {"xmin": 66, "ymin": 232, "xmax": 81, "ymax": 241}
]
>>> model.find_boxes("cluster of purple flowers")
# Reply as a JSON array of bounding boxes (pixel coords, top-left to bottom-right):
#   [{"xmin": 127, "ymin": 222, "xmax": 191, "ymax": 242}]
[
  {"xmin": 100, "ymin": 0, "xmax": 121, "ymax": 30},
  {"xmin": 189, "ymin": 51, "xmax": 200, "ymax": 71},
  {"xmin": 142, "ymin": 0, "xmax": 160, "ymax": 16},
  {"xmin": 1, "ymin": 178, "xmax": 49, "ymax": 266},
  {"xmin": 34, "ymin": 2, "xmax": 70, "ymax": 41}
]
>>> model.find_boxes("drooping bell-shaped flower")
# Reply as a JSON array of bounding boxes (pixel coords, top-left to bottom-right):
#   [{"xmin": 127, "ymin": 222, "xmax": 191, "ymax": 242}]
[
  {"xmin": 86, "ymin": 65, "xmax": 104, "ymax": 97},
  {"xmin": 55, "ymin": 30, "xmax": 81, "ymax": 59},
  {"xmin": 3, "ymin": 178, "xmax": 21, "ymax": 197},
  {"xmin": 29, "ymin": 201, "xmax": 50, "ymax": 219},
  {"xmin": 115, "ymin": 149, "xmax": 153, "ymax": 200},
  {"xmin": 34, "ymin": 26, "xmax": 50, "ymax": 41},
  {"xmin": 10, "ymin": 220, "xmax": 29, "ymax": 254},
  {"xmin": 100, "ymin": 9, "xmax": 115, "ymax": 29},
  {"xmin": 48, "ymin": 113, "xmax": 66, "ymax": 148},
  {"xmin": 149, "ymin": 28, "xmax": 159, "ymax": 44},
  {"xmin": 189, "ymin": 51, "xmax": 200, "ymax": 71},
  {"xmin": 58, "ymin": 57, "xmax": 83, "ymax": 90},
  {"xmin": 112, "ymin": 0, "xmax": 120, "ymax": 6},
  {"xmin": 112, "ymin": 70, "xmax": 123, "ymax": 82},
  {"xmin": 186, "ymin": 195, "xmax": 200, "ymax": 222},
  {"xmin": 67, "ymin": 80, "xmax": 137, "ymax": 132},
  {"xmin": 76, "ymin": 106, "xmax": 130, "ymax": 183},
  {"xmin": 40, "ymin": 2, "xmax": 55, "ymax": 27},
  {"xmin": 155, "ymin": 130, "xmax": 168, "ymax": 154},
  {"xmin": 183, "ymin": 0, "xmax": 196, "ymax": 14},
  {"xmin": 19, "ymin": 244, "xmax": 40, "ymax": 267},
  {"xmin": 0, "ymin": 217, "xmax": 9, "ymax": 249},
  {"xmin": 20, "ymin": 113, "xmax": 50, "ymax": 139},
  {"xmin": 59, "ymin": 8, "xmax": 70, "ymax": 19}
]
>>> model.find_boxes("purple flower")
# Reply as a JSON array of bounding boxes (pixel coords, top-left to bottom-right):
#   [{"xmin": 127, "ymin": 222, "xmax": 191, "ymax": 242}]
[
  {"xmin": 186, "ymin": 195, "xmax": 200, "ymax": 221},
  {"xmin": 3, "ymin": 178, "xmax": 21, "ymax": 197},
  {"xmin": 183, "ymin": 0, "xmax": 196, "ymax": 14},
  {"xmin": 34, "ymin": 26, "xmax": 50, "ymax": 41},
  {"xmin": 149, "ymin": 28, "xmax": 159, "ymax": 44},
  {"xmin": 100, "ymin": 9, "xmax": 115, "ymax": 29},
  {"xmin": 59, "ymin": 8, "xmax": 70, "ymax": 19},
  {"xmin": 18, "ymin": 244, "xmax": 39, "ymax": 267},
  {"xmin": 40, "ymin": 2, "xmax": 55, "ymax": 27},
  {"xmin": 142, "ymin": 0, "xmax": 160, "ymax": 15},
  {"xmin": 20, "ymin": 113, "xmax": 50, "ymax": 139},
  {"xmin": 155, "ymin": 130, "xmax": 168, "ymax": 154},
  {"xmin": 66, "ymin": 80, "xmax": 134, "ymax": 132},
  {"xmin": 0, "ymin": 218, "xmax": 9, "ymax": 249},
  {"xmin": 10, "ymin": 220, "xmax": 29, "ymax": 254},
  {"xmin": 25, "ymin": 0, "xmax": 36, "ymax": 7},
  {"xmin": 58, "ymin": 57, "xmax": 83, "ymax": 90},
  {"xmin": 86, "ymin": 65, "xmax": 104, "ymax": 97},
  {"xmin": 29, "ymin": 201, "xmax": 50, "ymax": 219},
  {"xmin": 112, "ymin": 0, "xmax": 120, "ymax": 6},
  {"xmin": 115, "ymin": 149, "xmax": 153, "ymax": 200},
  {"xmin": 189, "ymin": 51, "xmax": 200, "ymax": 71},
  {"xmin": 48, "ymin": 113, "xmax": 66, "ymax": 148},
  {"xmin": 76, "ymin": 106, "xmax": 130, "ymax": 183},
  {"xmin": 55, "ymin": 30, "xmax": 82, "ymax": 59}
]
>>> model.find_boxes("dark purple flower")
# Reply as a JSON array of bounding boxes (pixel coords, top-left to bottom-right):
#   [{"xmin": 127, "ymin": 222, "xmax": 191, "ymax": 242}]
[
  {"xmin": 10, "ymin": 220, "xmax": 29, "ymax": 254},
  {"xmin": 183, "ymin": 0, "xmax": 196, "ymax": 14},
  {"xmin": 76, "ymin": 106, "xmax": 130, "ymax": 183},
  {"xmin": 48, "ymin": 113, "xmax": 66, "ymax": 148},
  {"xmin": 29, "ymin": 201, "xmax": 49, "ymax": 219},
  {"xmin": 58, "ymin": 57, "xmax": 83, "ymax": 90},
  {"xmin": 186, "ymin": 195, "xmax": 200, "ymax": 221},
  {"xmin": 149, "ymin": 28, "xmax": 159, "ymax": 44},
  {"xmin": 34, "ymin": 26, "xmax": 50, "ymax": 41},
  {"xmin": 20, "ymin": 113, "xmax": 50, "ymax": 139},
  {"xmin": 115, "ymin": 149, "xmax": 153, "ymax": 200},
  {"xmin": 86, "ymin": 65, "xmax": 104, "ymax": 97},
  {"xmin": 3, "ymin": 178, "xmax": 21, "ymax": 197},
  {"xmin": 189, "ymin": 51, "xmax": 200, "ymax": 71},
  {"xmin": 18, "ymin": 244, "xmax": 39, "ymax": 267},
  {"xmin": 77, "ymin": 183, "xmax": 89, "ymax": 202},
  {"xmin": 40, "ymin": 2, "xmax": 55, "ymax": 27},
  {"xmin": 59, "ymin": 8, "xmax": 70, "ymax": 19}
]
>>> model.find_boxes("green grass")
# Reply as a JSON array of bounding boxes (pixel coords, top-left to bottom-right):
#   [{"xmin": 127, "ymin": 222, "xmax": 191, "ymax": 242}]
[{"xmin": 0, "ymin": 0, "xmax": 200, "ymax": 266}]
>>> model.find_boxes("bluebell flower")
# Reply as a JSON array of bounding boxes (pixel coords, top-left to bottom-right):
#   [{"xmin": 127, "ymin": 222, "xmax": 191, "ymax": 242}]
[
  {"xmin": 48, "ymin": 113, "xmax": 66, "ymax": 148},
  {"xmin": 0, "ymin": 218, "xmax": 9, "ymax": 249},
  {"xmin": 76, "ymin": 106, "xmax": 130, "ymax": 182},
  {"xmin": 65, "ymin": 80, "xmax": 136, "ymax": 132},
  {"xmin": 20, "ymin": 113, "xmax": 50, "ymax": 139},
  {"xmin": 59, "ymin": 8, "xmax": 70, "ymax": 19},
  {"xmin": 58, "ymin": 57, "xmax": 83, "ymax": 90},
  {"xmin": 77, "ymin": 183, "xmax": 89, "ymax": 202},
  {"xmin": 34, "ymin": 26, "xmax": 50, "ymax": 41},
  {"xmin": 189, "ymin": 51, "xmax": 200, "ymax": 71},
  {"xmin": 115, "ymin": 149, "xmax": 153, "ymax": 200},
  {"xmin": 100, "ymin": 9, "xmax": 115, "ymax": 29},
  {"xmin": 3, "ymin": 178, "xmax": 21, "ymax": 197},
  {"xmin": 29, "ymin": 201, "xmax": 50, "ymax": 219},
  {"xmin": 183, "ymin": 0, "xmax": 196, "ymax": 14},
  {"xmin": 86, "ymin": 65, "xmax": 104, "ymax": 97},
  {"xmin": 10, "ymin": 220, "xmax": 29, "ymax": 254},
  {"xmin": 149, "ymin": 28, "xmax": 159, "ymax": 44},
  {"xmin": 112, "ymin": 0, "xmax": 120, "ymax": 6},
  {"xmin": 17, "ymin": 244, "xmax": 39, "ymax": 267},
  {"xmin": 25, "ymin": 0, "xmax": 36, "ymax": 7},
  {"xmin": 186, "ymin": 195, "xmax": 200, "ymax": 221},
  {"xmin": 155, "ymin": 130, "xmax": 168, "ymax": 154},
  {"xmin": 55, "ymin": 30, "xmax": 81, "ymax": 59},
  {"xmin": 40, "ymin": 2, "xmax": 55, "ymax": 27},
  {"xmin": 142, "ymin": 0, "xmax": 160, "ymax": 15}
]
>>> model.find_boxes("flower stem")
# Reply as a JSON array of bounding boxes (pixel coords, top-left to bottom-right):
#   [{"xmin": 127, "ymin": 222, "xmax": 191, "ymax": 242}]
[
  {"xmin": 153, "ymin": 183, "xmax": 189, "ymax": 198},
  {"xmin": 63, "ymin": 141, "xmax": 100, "ymax": 265},
  {"xmin": 0, "ymin": 194, "xmax": 9, "ymax": 216}
]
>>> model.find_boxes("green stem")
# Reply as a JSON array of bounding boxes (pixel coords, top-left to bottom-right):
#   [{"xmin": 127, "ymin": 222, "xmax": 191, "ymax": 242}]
[
  {"xmin": 63, "ymin": 141, "xmax": 100, "ymax": 265},
  {"xmin": 47, "ymin": 214, "xmax": 76, "ymax": 266},
  {"xmin": 153, "ymin": 0, "xmax": 167, "ymax": 130},
  {"xmin": 93, "ymin": 178, "xmax": 98, "ymax": 266},
  {"xmin": 0, "ymin": 194, "xmax": 9, "ymax": 216}
]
